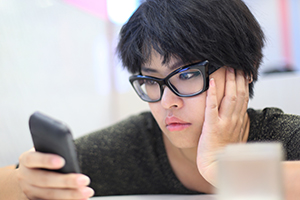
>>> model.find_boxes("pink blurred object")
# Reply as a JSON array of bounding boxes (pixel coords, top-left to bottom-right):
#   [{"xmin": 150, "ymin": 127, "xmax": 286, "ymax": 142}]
[{"xmin": 63, "ymin": 0, "xmax": 108, "ymax": 20}]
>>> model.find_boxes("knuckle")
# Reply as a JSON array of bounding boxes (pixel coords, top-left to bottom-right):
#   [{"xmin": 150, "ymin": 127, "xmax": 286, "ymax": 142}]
[
  {"xmin": 244, "ymin": 95, "xmax": 250, "ymax": 103},
  {"xmin": 237, "ymin": 89, "xmax": 246, "ymax": 97},
  {"xmin": 19, "ymin": 152, "xmax": 30, "ymax": 166},
  {"xmin": 16, "ymin": 169, "xmax": 24, "ymax": 182},
  {"xmin": 209, "ymin": 102, "xmax": 218, "ymax": 110},
  {"xmin": 22, "ymin": 184, "xmax": 34, "ymax": 199},
  {"xmin": 238, "ymin": 118, "xmax": 244, "ymax": 125},
  {"xmin": 22, "ymin": 186, "xmax": 30, "ymax": 197},
  {"xmin": 23, "ymin": 155, "xmax": 32, "ymax": 167},
  {"xmin": 18, "ymin": 153, "xmax": 24, "ymax": 164},
  {"xmin": 228, "ymin": 94, "xmax": 237, "ymax": 102},
  {"xmin": 64, "ymin": 174, "xmax": 78, "ymax": 187}
]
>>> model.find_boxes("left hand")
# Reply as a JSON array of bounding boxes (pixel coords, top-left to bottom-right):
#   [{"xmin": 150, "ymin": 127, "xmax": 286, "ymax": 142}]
[{"xmin": 196, "ymin": 67, "xmax": 250, "ymax": 186}]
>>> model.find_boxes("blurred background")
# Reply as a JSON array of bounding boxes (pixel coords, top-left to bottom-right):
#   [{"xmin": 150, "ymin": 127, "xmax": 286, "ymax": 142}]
[{"xmin": 0, "ymin": 0, "xmax": 300, "ymax": 167}]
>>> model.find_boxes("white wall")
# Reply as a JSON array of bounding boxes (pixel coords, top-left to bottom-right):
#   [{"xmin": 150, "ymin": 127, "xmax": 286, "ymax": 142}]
[
  {"xmin": 245, "ymin": 0, "xmax": 300, "ymax": 72},
  {"xmin": 249, "ymin": 73, "xmax": 300, "ymax": 115},
  {"xmin": 0, "ymin": 0, "xmax": 149, "ymax": 167}
]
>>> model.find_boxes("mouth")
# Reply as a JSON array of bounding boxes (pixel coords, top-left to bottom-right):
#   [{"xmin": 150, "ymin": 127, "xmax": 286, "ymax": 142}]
[{"xmin": 165, "ymin": 116, "xmax": 191, "ymax": 132}]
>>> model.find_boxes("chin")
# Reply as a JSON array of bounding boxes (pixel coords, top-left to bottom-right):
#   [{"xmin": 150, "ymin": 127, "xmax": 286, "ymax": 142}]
[{"xmin": 162, "ymin": 128, "xmax": 200, "ymax": 148}]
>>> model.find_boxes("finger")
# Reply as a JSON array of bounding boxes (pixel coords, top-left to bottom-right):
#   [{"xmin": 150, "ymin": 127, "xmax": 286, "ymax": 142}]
[
  {"xmin": 237, "ymin": 75, "xmax": 250, "ymax": 141},
  {"xmin": 205, "ymin": 78, "xmax": 219, "ymax": 126},
  {"xmin": 218, "ymin": 67, "xmax": 237, "ymax": 118},
  {"xmin": 23, "ymin": 184, "xmax": 94, "ymax": 200},
  {"xmin": 227, "ymin": 71, "xmax": 249, "ymax": 141},
  {"xmin": 239, "ymin": 110, "xmax": 249, "ymax": 141},
  {"xmin": 232, "ymin": 71, "xmax": 249, "ymax": 123},
  {"xmin": 21, "ymin": 167, "xmax": 90, "ymax": 189},
  {"xmin": 19, "ymin": 151, "xmax": 65, "ymax": 170},
  {"xmin": 233, "ymin": 70, "xmax": 249, "ymax": 114},
  {"xmin": 242, "ymin": 75, "xmax": 250, "ymax": 112}
]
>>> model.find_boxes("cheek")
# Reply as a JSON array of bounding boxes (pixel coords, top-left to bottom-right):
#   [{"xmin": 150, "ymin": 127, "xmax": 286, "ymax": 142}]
[
  {"xmin": 148, "ymin": 103, "xmax": 163, "ymax": 122},
  {"xmin": 188, "ymin": 95, "xmax": 207, "ymax": 123}
]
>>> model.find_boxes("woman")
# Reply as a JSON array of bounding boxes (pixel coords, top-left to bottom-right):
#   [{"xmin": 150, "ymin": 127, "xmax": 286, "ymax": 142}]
[{"xmin": 1, "ymin": 0, "xmax": 300, "ymax": 199}]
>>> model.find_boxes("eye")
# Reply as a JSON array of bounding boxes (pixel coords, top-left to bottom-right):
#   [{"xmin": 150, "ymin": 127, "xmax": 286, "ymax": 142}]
[
  {"xmin": 179, "ymin": 71, "xmax": 200, "ymax": 80},
  {"xmin": 144, "ymin": 79, "xmax": 158, "ymax": 85}
]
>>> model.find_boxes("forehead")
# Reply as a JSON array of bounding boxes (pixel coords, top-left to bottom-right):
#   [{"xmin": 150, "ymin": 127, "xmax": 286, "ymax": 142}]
[{"xmin": 141, "ymin": 51, "xmax": 185, "ymax": 75}]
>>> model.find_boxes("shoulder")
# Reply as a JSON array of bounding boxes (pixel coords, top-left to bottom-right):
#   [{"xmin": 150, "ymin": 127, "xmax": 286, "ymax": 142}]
[
  {"xmin": 247, "ymin": 107, "xmax": 300, "ymax": 160},
  {"xmin": 74, "ymin": 111, "xmax": 159, "ymax": 152},
  {"xmin": 248, "ymin": 107, "xmax": 284, "ymax": 118},
  {"xmin": 74, "ymin": 111, "xmax": 163, "ymax": 174},
  {"xmin": 248, "ymin": 107, "xmax": 300, "ymax": 132}
]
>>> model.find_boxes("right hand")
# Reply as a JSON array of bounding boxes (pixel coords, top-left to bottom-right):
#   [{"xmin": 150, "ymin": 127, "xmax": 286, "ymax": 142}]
[
  {"xmin": 197, "ymin": 68, "xmax": 250, "ymax": 186},
  {"xmin": 16, "ymin": 149, "xmax": 94, "ymax": 200}
]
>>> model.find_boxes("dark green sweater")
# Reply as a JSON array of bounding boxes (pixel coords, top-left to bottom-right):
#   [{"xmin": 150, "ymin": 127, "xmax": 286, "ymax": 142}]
[{"xmin": 74, "ymin": 107, "xmax": 300, "ymax": 196}]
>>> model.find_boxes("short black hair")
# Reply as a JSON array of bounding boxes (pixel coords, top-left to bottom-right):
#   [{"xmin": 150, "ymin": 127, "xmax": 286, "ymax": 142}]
[{"xmin": 117, "ymin": 0, "xmax": 265, "ymax": 98}]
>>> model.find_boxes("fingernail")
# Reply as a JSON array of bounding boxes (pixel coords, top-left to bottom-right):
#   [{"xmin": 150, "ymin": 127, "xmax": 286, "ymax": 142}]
[
  {"xmin": 82, "ymin": 187, "xmax": 94, "ymax": 197},
  {"xmin": 210, "ymin": 78, "xmax": 215, "ymax": 87},
  {"xmin": 77, "ymin": 175, "xmax": 90, "ymax": 186},
  {"xmin": 228, "ymin": 67, "xmax": 234, "ymax": 73}
]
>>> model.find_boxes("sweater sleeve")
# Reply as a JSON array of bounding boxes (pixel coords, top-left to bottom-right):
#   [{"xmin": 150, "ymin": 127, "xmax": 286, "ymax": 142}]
[
  {"xmin": 247, "ymin": 107, "xmax": 300, "ymax": 160},
  {"xmin": 285, "ymin": 125, "xmax": 300, "ymax": 160}
]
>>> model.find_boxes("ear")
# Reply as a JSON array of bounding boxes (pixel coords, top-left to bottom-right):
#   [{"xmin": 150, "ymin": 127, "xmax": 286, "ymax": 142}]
[{"xmin": 247, "ymin": 75, "xmax": 253, "ymax": 84}]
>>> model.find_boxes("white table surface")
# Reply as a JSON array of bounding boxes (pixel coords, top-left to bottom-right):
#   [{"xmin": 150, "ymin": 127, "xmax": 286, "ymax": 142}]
[{"xmin": 91, "ymin": 195, "xmax": 216, "ymax": 200}]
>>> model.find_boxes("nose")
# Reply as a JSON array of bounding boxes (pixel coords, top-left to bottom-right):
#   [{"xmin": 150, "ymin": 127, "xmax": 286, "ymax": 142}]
[{"xmin": 160, "ymin": 86, "xmax": 183, "ymax": 109}]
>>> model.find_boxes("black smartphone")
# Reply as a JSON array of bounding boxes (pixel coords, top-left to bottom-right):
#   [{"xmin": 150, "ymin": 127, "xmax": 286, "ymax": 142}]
[{"xmin": 29, "ymin": 111, "xmax": 81, "ymax": 173}]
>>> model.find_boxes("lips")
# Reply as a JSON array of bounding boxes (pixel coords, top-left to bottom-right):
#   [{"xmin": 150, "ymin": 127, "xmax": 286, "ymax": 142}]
[{"xmin": 165, "ymin": 116, "xmax": 191, "ymax": 132}]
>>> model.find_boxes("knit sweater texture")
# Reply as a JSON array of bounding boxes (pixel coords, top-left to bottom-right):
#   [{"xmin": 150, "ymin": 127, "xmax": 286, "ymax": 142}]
[{"xmin": 74, "ymin": 107, "xmax": 300, "ymax": 196}]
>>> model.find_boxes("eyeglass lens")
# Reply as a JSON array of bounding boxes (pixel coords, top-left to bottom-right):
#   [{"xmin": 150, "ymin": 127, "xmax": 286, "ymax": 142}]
[{"xmin": 132, "ymin": 68, "xmax": 204, "ymax": 101}]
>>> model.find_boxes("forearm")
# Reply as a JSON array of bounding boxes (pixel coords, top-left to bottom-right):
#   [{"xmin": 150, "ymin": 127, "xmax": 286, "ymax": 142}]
[
  {"xmin": 0, "ymin": 165, "xmax": 28, "ymax": 200},
  {"xmin": 283, "ymin": 161, "xmax": 300, "ymax": 200}
]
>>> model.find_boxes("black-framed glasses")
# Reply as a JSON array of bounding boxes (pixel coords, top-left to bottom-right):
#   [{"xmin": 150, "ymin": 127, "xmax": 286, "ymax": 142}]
[{"xmin": 129, "ymin": 60, "xmax": 221, "ymax": 102}]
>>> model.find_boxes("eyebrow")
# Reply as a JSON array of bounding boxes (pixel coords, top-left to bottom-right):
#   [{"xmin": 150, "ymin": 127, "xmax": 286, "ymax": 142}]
[{"xmin": 141, "ymin": 60, "xmax": 185, "ymax": 73}]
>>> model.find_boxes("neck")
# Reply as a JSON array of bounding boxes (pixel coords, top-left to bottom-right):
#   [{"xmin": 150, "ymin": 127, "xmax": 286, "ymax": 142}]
[
  {"xmin": 162, "ymin": 132, "xmax": 214, "ymax": 193},
  {"xmin": 179, "ymin": 147, "xmax": 198, "ymax": 164}
]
